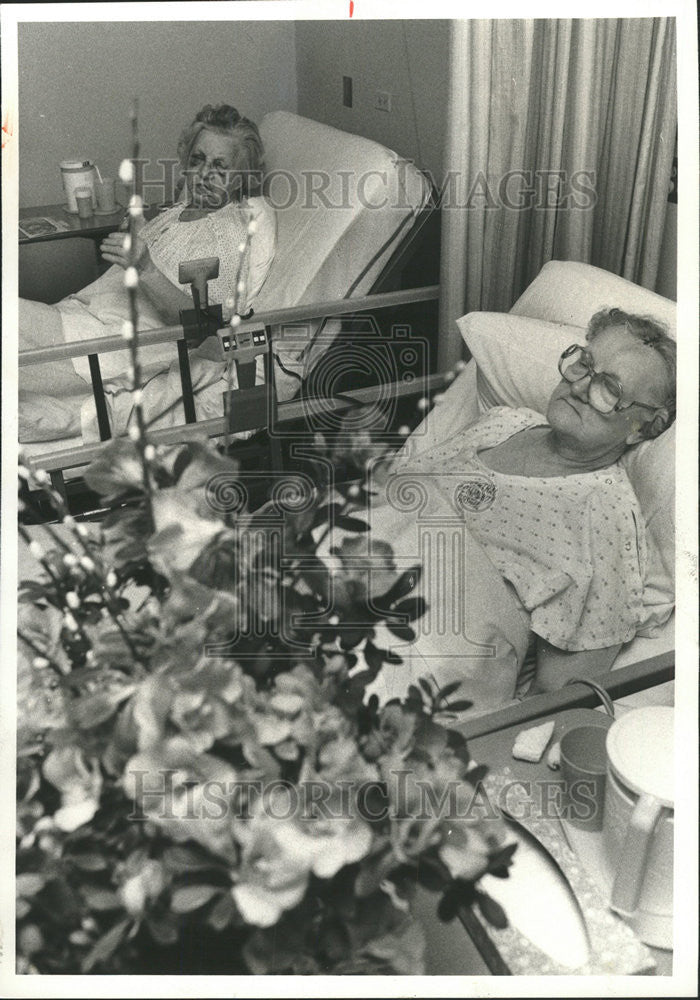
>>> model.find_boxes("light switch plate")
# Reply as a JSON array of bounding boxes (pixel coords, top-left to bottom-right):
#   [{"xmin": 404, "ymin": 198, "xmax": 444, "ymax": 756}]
[{"xmin": 375, "ymin": 90, "xmax": 392, "ymax": 113}]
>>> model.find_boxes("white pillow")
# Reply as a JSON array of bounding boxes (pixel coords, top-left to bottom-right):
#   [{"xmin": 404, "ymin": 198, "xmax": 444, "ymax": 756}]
[
  {"xmin": 456, "ymin": 312, "xmax": 675, "ymax": 630},
  {"xmin": 510, "ymin": 260, "xmax": 677, "ymax": 338}
]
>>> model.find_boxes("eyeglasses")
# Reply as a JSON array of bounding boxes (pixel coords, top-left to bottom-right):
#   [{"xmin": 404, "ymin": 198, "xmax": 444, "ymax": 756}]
[{"xmin": 558, "ymin": 345, "xmax": 661, "ymax": 415}]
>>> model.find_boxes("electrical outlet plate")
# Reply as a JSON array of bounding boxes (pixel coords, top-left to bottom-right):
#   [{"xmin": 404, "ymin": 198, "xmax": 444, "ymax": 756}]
[{"xmin": 375, "ymin": 90, "xmax": 392, "ymax": 113}]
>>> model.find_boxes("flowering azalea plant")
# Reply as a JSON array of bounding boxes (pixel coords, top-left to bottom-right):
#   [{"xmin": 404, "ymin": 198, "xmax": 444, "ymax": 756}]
[
  {"xmin": 16, "ymin": 118, "xmax": 513, "ymax": 976},
  {"xmin": 16, "ymin": 432, "xmax": 516, "ymax": 975}
]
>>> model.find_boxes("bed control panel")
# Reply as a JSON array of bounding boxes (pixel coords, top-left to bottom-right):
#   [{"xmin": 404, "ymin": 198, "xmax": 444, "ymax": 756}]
[{"xmin": 216, "ymin": 326, "xmax": 269, "ymax": 363}]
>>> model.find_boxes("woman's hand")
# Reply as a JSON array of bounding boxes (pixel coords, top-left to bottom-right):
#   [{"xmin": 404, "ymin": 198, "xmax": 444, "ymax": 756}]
[{"xmin": 100, "ymin": 225, "xmax": 148, "ymax": 271}]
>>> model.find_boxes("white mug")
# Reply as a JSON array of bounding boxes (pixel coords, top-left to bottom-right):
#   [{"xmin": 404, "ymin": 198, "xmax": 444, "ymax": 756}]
[{"xmin": 602, "ymin": 706, "xmax": 674, "ymax": 949}]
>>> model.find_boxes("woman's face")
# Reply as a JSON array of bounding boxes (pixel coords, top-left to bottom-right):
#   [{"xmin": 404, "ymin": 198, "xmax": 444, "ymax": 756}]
[
  {"xmin": 546, "ymin": 325, "xmax": 669, "ymax": 454},
  {"xmin": 185, "ymin": 129, "xmax": 243, "ymax": 209}
]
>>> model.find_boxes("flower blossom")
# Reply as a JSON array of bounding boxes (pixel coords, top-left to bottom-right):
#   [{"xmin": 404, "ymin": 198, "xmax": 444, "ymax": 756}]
[
  {"xmin": 249, "ymin": 666, "xmax": 318, "ymax": 752},
  {"xmin": 123, "ymin": 736, "xmax": 238, "ymax": 861},
  {"xmin": 118, "ymin": 858, "xmax": 166, "ymax": 916},
  {"xmin": 232, "ymin": 785, "xmax": 373, "ymax": 928},
  {"xmin": 42, "ymin": 746, "xmax": 102, "ymax": 832}
]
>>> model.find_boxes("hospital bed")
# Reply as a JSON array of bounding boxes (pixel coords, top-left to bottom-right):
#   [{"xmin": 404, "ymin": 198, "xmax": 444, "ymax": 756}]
[
  {"xmin": 18, "ymin": 111, "xmax": 435, "ymax": 486},
  {"xmin": 20, "ymin": 250, "xmax": 676, "ymax": 714}
]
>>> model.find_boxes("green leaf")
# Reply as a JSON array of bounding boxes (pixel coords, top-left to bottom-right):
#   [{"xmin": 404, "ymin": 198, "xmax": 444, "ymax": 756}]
[
  {"xmin": 81, "ymin": 918, "xmax": 131, "ymax": 972},
  {"xmin": 313, "ymin": 501, "xmax": 342, "ymax": 527},
  {"xmin": 378, "ymin": 565, "xmax": 422, "ymax": 604},
  {"xmin": 16, "ymin": 873, "xmax": 46, "ymax": 898},
  {"xmin": 475, "ymin": 889, "xmax": 508, "ymax": 930},
  {"xmin": 437, "ymin": 887, "xmax": 460, "ymax": 922},
  {"xmin": 362, "ymin": 640, "xmax": 383, "ymax": 675},
  {"xmin": 386, "ymin": 622, "xmax": 416, "ymax": 642},
  {"xmin": 436, "ymin": 679, "xmax": 462, "ymax": 700},
  {"xmin": 335, "ymin": 515, "xmax": 370, "ymax": 532},
  {"xmin": 442, "ymin": 698, "xmax": 474, "ymax": 713},
  {"xmin": 418, "ymin": 677, "xmax": 434, "ymax": 698},
  {"xmin": 170, "ymin": 884, "xmax": 220, "ymax": 913},
  {"xmin": 81, "ymin": 888, "xmax": 122, "ymax": 911},
  {"xmin": 339, "ymin": 627, "xmax": 372, "ymax": 650},
  {"xmin": 207, "ymin": 892, "xmax": 238, "ymax": 931},
  {"xmin": 391, "ymin": 596, "xmax": 427, "ymax": 622},
  {"xmin": 67, "ymin": 853, "xmax": 108, "ymax": 872},
  {"xmin": 487, "ymin": 842, "xmax": 518, "ymax": 879},
  {"xmin": 466, "ymin": 763, "xmax": 489, "ymax": 784},
  {"xmin": 162, "ymin": 846, "xmax": 220, "ymax": 874},
  {"xmin": 406, "ymin": 683, "xmax": 423, "ymax": 705},
  {"xmin": 18, "ymin": 582, "xmax": 52, "ymax": 604}
]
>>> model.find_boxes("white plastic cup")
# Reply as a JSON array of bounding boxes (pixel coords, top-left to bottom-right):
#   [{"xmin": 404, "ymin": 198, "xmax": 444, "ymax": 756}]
[
  {"xmin": 559, "ymin": 723, "xmax": 610, "ymax": 831},
  {"xmin": 96, "ymin": 177, "xmax": 117, "ymax": 213}
]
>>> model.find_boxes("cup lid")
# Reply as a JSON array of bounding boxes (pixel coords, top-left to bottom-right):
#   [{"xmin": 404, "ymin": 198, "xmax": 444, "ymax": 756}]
[
  {"xmin": 606, "ymin": 706, "xmax": 674, "ymax": 806},
  {"xmin": 60, "ymin": 159, "xmax": 93, "ymax": 169}
]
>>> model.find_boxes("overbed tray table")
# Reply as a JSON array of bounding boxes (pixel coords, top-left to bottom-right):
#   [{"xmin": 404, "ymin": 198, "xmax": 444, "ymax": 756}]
[{"xmin": 457, "ymin": 706, "xmax": 674, "ymax": 976}]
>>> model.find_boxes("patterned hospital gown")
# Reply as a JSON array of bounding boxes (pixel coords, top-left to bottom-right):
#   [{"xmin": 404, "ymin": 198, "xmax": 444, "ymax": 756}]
[
  {"xmin": 56, "ymin": 196, "xmax": 276, "ymax": 383},
  {"xmin": 395, "ymin": 406, "xmax": 649, "ymax": 652}
]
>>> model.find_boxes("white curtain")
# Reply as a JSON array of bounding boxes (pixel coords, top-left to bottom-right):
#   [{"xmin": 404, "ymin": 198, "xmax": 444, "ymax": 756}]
[{"xmin": 438, "ymin": 18, "xmax": 677, "ymax": 370}]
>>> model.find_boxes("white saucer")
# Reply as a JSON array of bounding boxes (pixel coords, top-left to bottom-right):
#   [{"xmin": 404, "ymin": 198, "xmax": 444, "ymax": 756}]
[
  {"xmin": 63, "ymin": 204, "xmax": 123, "ymax": 216},
  {"xmin": 94, "ymin": 204, "xmax": 124, "ymax": 216}
]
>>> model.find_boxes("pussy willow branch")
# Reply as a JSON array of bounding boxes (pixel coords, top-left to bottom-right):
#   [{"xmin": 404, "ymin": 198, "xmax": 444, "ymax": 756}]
[
  {"xmin": 123, "ymin": 97, "xmax": 154, "ymax": 525},
  {"xmin": 18, "ymin": 468, "xmax": 143, "ymax": 664},
  {"xmin": 18, "ymin": 521, "xmax": 92, "ymax": 655},
  {"xmin": 223, "ymin": 218, "xmax": 254, "ymax": 456},
  {"xmin": 17, "ymin": 629, "xmax": 65, "ymax": 679}
]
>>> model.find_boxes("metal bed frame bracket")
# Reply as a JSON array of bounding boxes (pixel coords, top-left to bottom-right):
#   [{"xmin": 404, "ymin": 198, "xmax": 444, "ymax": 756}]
[{"xmin": 178, "ymin": 303, "xmax": 224, "ymax": 347}]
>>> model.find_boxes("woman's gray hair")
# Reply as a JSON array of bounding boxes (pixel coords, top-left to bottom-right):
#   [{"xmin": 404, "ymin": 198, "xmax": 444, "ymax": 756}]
[
  {"xmin": 586, "ymin": 306, "xmax": 676, "ymax": 438},
  {"xmin": 176, "ymin": 104, "xmax": 264, "ymax": 199}
]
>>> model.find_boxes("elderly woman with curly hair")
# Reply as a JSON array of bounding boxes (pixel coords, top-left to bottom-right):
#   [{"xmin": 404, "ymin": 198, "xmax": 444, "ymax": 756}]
[{"xmin": 20, "ymin": 104, "xmax": 276, "ymax": 390}]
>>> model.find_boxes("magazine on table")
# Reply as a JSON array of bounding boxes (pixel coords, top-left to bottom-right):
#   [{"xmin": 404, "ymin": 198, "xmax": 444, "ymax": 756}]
[{"xmin": 18, "ymin": 215, "xmax": 71, "ymax": 239}]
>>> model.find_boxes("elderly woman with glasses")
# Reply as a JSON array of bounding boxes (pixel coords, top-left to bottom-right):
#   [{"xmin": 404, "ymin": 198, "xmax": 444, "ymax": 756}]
[
  {"xmin": 361, "ymin": 307, "xmax": 676, "ymax": 711},
  {"xmin": 20, "ymin": 104, "xmax": 276, "ymax": 391}
]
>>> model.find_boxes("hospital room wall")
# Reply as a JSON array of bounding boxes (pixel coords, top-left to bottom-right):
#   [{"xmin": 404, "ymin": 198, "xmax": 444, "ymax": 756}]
[
  {"xmin": 295, "ymin": 20, "xmax": 450, "ymax": 183},
  {"xmin": 17, "ymin": 20, "xmax": 298, "ymax": 302}
]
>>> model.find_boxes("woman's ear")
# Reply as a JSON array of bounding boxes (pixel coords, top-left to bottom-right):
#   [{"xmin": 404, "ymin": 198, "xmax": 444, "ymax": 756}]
[{"xmin": 625, "ymin": 407, "xmax": 669, "ymax": 445}]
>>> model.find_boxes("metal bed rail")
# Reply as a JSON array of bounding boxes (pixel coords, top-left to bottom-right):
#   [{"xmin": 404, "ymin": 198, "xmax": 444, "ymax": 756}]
[
  {"xmin": 20, "ymin": 286, "xmax": 442, "ymax": 489},
  {"xmin": 460, "ymin": 649, "xmax": 676, "ymax": 740},
  {"xmin": 18, "ymin": 285, "xmax": 440, "ymax": 368}
]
